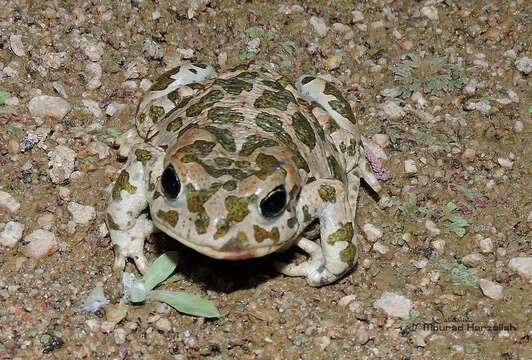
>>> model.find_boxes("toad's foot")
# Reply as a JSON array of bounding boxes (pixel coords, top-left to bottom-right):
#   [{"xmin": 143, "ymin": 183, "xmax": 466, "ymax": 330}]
[
  {"xmin": 275, "ymin": 238, "xmax": 339, "ymax": 287},
  {"xmin": 110, "ymin": 214, "xmax": 153, "ymax": 274}
]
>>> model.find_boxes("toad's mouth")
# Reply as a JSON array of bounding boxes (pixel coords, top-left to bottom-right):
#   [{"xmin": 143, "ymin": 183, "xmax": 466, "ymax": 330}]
[{"xmin": 154, "ymin": 221, "xmax": 286, "ymax": 260}]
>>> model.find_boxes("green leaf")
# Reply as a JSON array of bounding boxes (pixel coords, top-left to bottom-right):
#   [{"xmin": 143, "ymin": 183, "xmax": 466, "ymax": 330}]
[
  {"xmin": 0, "ymin": 91, "xmax": 10, "ymax": 104},
  {"xmin": 143, "ymin": 251, "xmax": 179, "ymax": 291},
  {"xmin": 448, "ymin": 223, "xmax": 466, "ymax": 237},
  {"xmin": 448, "ymin": 215, "xmax": 468, "ymax": 227},
  {"xmin": 148, "ymin": 290, "xmax": 220, "ymax": 318},
  {"xmin": 445, "ymin": 201, "xmax": 458, "ymax": 212}
]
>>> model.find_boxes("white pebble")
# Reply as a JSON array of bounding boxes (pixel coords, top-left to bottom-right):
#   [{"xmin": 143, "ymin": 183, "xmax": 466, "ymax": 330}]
[
  {"xmin": 67, "ymin": 202, "xmax": 96, "ymax": 225},
  {"xmin": 48, "ymin": 145, "xmax": 77, "ymax": 184},
  {"xmin": 515, "ymin": 56, "xmax": 532, "ymax": 75},
  {"xmin": 404, "ymin": 159, "xmax": 417, "ymax": 174},
  {"xmin": 479, "ymin": 237, "xmax": 493, "ymax": 253},
  {"xmin": 374, "ymin": 292, "xmax": 413, "ymax": 319},
  {"xmin": 82, "ymin": 99, "xmax": 104, "ymax": 120},
  {"xmin": 23, "ymin": 229, "xmax": 58, "ymax": 259},
  {"xmin": 85, "ymin": 319, "xmax": 101, "ymax": 333},
  {"xmin": 88, "ymin": 141, "xmax": 111, "ymax": 160},
  {"xmin": 106, "ymin": 102, "xmax": 127, "ymax": 117},
  {"xmin": 309, "ymin": 16, "xmax": 329, "ymax": 37},
  {"xmin": 421, "ymin": 5, "xmax": 439, "ymax": 21},
  {"xmin": 371, "ymin": 133, "xmax": 390, "ymax": 148},
  {"xmin": 479, "ymin": 279, "xmax": 504, "ymax": 300},
  {"xmin": 381, "ymin": 100, "xmax": 405, "ymax": 120},
  {"xmin": 338, "ymin": 294, "xmax": 357, "ymax": 307},
  {"xmin": 373, "ymin": 241, "xmax": 389, "ymax": 255},
  {"xmin": 113, "ymin": 327, "xmax": 127, "ymax": 345},
  {"xmin": 0, "ymin": 221, "xmax": 24, "ymax": 247},
  {"xmin": 155, "ymin": 318, "xmax": 172, "ymax": 332},
  {"xmin": 425, "ymin": 220, "xmax": 441, "ymax": 235},
  {"xmin": 514, "ymin": 120, "xmax": 523, "ymax": 133},
  {"xmin": 9, "ymin": 34, "xmax": 25, "ymax": 57},
  {"xmin": 497, "ymin": 157, "xmax": 513, "ymax": 169},
  {"xmin": 508, "ymin": 257, "xmax": 532, "ymax": 283},
  {"xmin": 363, "ymin": 223, "xmax": 383, "ymax": 242},
  {"xmin": 83, "ymin": 42, "xmax": 104, "ymax": 62},
  {"xmin": 0, "ymin": 191, "xmax": 20, "ymax": 213},
  {"xmin": 431, "ymin": 239, "xmax": 445, "ymax": 256},
  {"xmin": 461, "ymin": 253, "xmax": 482, "ymax": 267},
  {"xmin": 28, "ymin": 95, "xmax": 70, "ymax": 120},
  {"xmin": 351, "ymin": 10, "xmax": 364, "ymax": 22}
]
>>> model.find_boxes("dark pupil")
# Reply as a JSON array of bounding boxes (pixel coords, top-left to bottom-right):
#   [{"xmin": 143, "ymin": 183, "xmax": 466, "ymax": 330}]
[
  {"xmin": 260, "ymin": 186, "xmax": 287, "ymax": 218},
  {"xmin": 161, "ymin": 167, "xmax": 181, "ymax": 199}
]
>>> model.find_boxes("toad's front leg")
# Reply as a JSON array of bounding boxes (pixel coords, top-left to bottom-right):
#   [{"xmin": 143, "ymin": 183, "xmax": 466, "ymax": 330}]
[
  {"xmin": 275, "ymin": 180, "xmax": 358, "ymax": 286},
  {"xmin": 106, "ymin": 143, "xmax": 164, "ymax": 274}
]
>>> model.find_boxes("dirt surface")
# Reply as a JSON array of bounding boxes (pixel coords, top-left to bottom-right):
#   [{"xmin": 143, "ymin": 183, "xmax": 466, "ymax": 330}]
[{"xmin": 1, "ymin": 1, "xmax": 531, "ymax": 359}]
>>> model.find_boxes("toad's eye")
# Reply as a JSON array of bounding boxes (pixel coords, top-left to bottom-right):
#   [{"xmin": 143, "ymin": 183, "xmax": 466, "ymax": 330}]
[
  {"xmin": 161, "ymin": 166, "xmax": 181, "ymax": 199},
  {"xmin": 260, "ymin": 186, "xmax": 287, "ymax": 218}
]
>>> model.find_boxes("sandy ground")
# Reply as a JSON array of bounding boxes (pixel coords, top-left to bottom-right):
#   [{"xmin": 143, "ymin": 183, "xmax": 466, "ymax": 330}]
[{"xmin": 0, "ymin": 1, "xmax": 531, "ymax": 359}]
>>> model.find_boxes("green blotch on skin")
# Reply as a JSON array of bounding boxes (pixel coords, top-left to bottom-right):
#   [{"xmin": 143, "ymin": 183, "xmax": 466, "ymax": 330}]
[
  {"xmin": 292, "ymin": 112, "xmax": 316, "ymax": 149},
  {"xmin": 234, "ymin": 71, "xmax": 259, "ymax": 81},
  {"xmin": 261, "ymin": 79, "xmax": 285, "ymax": 91},
  {"xmin": 106, "ymin": 213, "xmax": 120, "ymax": 230},
  {"xmin": 204, "ymin": 126, "xmax": 236, "ymax": 152},
  {"xmin": 289, "ymin": 185, "xmax": 301, "ymax": 203},
  {"xmin": 207, "ymin": 106, "xmax": 245, "ymax": 123},
  {"xmin": 186, "ymin": 183, "xmax": 221, "ymax": 234},
  {"xmin": 214, "ymin": 218, "xmax": 230, "ymax": 239},
  {"xmin": 166, "ymin": 117, "xmax": 183, "ymax": 132},
  {"xmin": 223, "ymin": 180, "xmax": 238, "ymax": 191},
  {"xmin": 340, "ymin": 242, "xmax": 357, "ymax": 263},
  {"xmin": 318, "ymin": 185, "xmax": 337, "ymax": 203},
  {"xmin": 150, "ymin": 67, "xmax": 180, "ymax": 91},
  {"xmin": 255, "ymin": 112, "xmax": 295, "ymax": 147},
  {"xmin": 254, "ymin": 225, "xmax": 280, "ymax": 243},
  {"xmin": 302, "ymin": 205, "xmax": 312, "ymax": 223},
  {"xmin": 287, "ymin": 217, "xmax": 297, "ymax": 229},
  {"xmin": 239, "ymin": 135, "xmax": 278, "ymax": 156},
  {"xmin": 176, "ymin": 96, "xmax": 193, "ymax": 109},
  {"xmin": 254, "ymin": 89, "xmax": 296, "ymax": 111},
  {"xmin": 225, "ymin": 195, "xmax": 251, "ymax": 223},
  {"xmin": 112, "ymin": 170, "xmax": 137, "ymax": 200},
  {"xmin": 323, "ymin": 82, "xmax": 356, "ymax": 124},
  {"xmin": 292, "ymin": 151, "xmax": 310, "ymax": 173},
  {"xmin": 214, "ymin": 78, "xmax": 253, "ymax": 95},
  {"xmin": 214, "ymin": 157, "xmax": 234, "ymax": 167},
  {"xmin": 327, "ymin": 222, "xmax": 354, "ymax": 245},
  {"xmin": 156, "ymin": 209, "xmax": 179, "ymax": 227},
  {"xmin": 186, "ymin": 90, "xmax": 224, "ymax": 117},
  {"xmin": 134, "ymin": 149, "xmax": 152, "ymax": 165},
  {"xmin": 255, "ymin": 153, "xmax": 284, "ymax": 180},
  {"xmin": 149, "ymin": 105, "xmax": 165, "ymax": 123},
  {"xmin": 180, "ymin": 140, "xmax": 216, "ymax": 158}
]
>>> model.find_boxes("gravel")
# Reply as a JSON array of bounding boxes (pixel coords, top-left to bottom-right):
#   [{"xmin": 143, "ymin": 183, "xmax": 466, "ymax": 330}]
[
  {"xmin": 309, "ymin": 16, "xmax": 329, "ymax": 37},
  {"xmin": 381, "ymin": 100, "xmax": 405, "ymax": 120},
  {"xmin": 515, "ymin": 56, "xmax": 531, "ymax": 74},
  {"xmin": 362, "ymin": 223, "xmax": 383, "ymax": 242},
  {"xmin": 508, "ymin": 257, "xmax": 532, "ymax": 283},
  {"xmin": 47, "ymin": 145, "xmax": 77, "ymax": 184},
  {"xmin": 479, "ymin": 279, "xmax": 504, "ymax": 300},
  {"xmin": 67, "ymin": 202, "xmax": 96, "ymax": 225}
]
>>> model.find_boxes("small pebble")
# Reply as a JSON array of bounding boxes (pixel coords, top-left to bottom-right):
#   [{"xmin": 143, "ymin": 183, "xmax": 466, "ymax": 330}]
[
  {"xmin": 0, "ymin": 221, "xmax": 24, "ymax": 247},
  {"xmin": 83, "ymin": 41, "xmax": 104, "ymax": 62},
  {"xmin": 508, "ymin": 257, "xmax": 532, "ymax": 283},
  {"xmin": 381, "ymin": 100, "xmax": 405, "ymax": 120},
  {"xmin": 0, "ymin": 191, "xmax": 21, "ymax": 213},
  {"xmin": 113, "ymin": 327, "xmax": 127, "ymax": 345},
  {"xmin": 479, "ymin": 279, "xmax": 504, "ymax": 300},
  {"xmin": 67, "ymin": 202, "xmax": 96, "ymax": 225},
  {"xmin": 479, "ymin": 237, "xmax": 493, "ymax": 253},
  {"xmin": 461, "ymin": 253, "xmax": 482, "ymax": 267},
  {"xmin": 515, "ymin": 56, "xmax": 531, "ymax": 75},
  {"xmin": 431, "ymin": 239, "xmax": 445, "ymax": 256},
  {"xmin": 23, "ymin": 229, "xmax": 58, "ymax": 259},
  {"xmin": 373, "ymin": 242, "xmax": 389, "ymax": 255},
  {"xmin": 309, "ymin": 16, "xmax": 329, "ymax": 37},
  {"xmin": 374, "ymin": 292, "xmax": 413, "ymax": 319},
  {"xmin": 353, "ymin": 324, "xmax": 370, "ymax": 345},
  {"xmin": 85, "ymin": 319, "xmax": 101, "ymax": 333},
  {"xmin": 462, "ymin": 148, "xmax": 476, "ymax": 162},
  {"xmin": 48, "ymin": 145, "xmax": 76, "ymax": 184},
  {"xmin": 421, "ymin": 5, "xmax": 439, "ymax": 21},
  {"xmin": 29, "ymin": 95, "xmax": 71, "ymax": 120},
  {"xmin": 9, "ymin": 34, "xmax": 26, "ymax": 57},
  {"xmin": 338, "ymin": 294, "xmax": 357, "ymax": 307},
  {"xmin": 371, "ymin": 134, "xmax": 390, "ymax": 148},
  {"xmin": 155, "ymin": 318, "xmax": 172, "ymax": 332},
  {"xmin": 88, "ymin": 141, "xmax": 111, "ymax": 159},
  {"xmin": 514, "ymin": 120, "xmax": 523, "ymax": 133},
  {"xmin": 404, "ymin": 160, "xmax": 417, "ymax": 174},
  {"xmin": 363, "ymin": 223, "xmax": 383, "ymax": 242},
  {"xmin": 351, "ymin": 10, "xmax": 364, "ymax": 22},
  {"xmin": 425, "ymin": 220, "xmax": 441, "ymax": 235},
  {"xmin": 324, "ymin": 55, "xmax": 342, "ymax": 70},
  {"xmin": 497, "ymin": 158, "xmax": 513, "ymax": 169}
]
